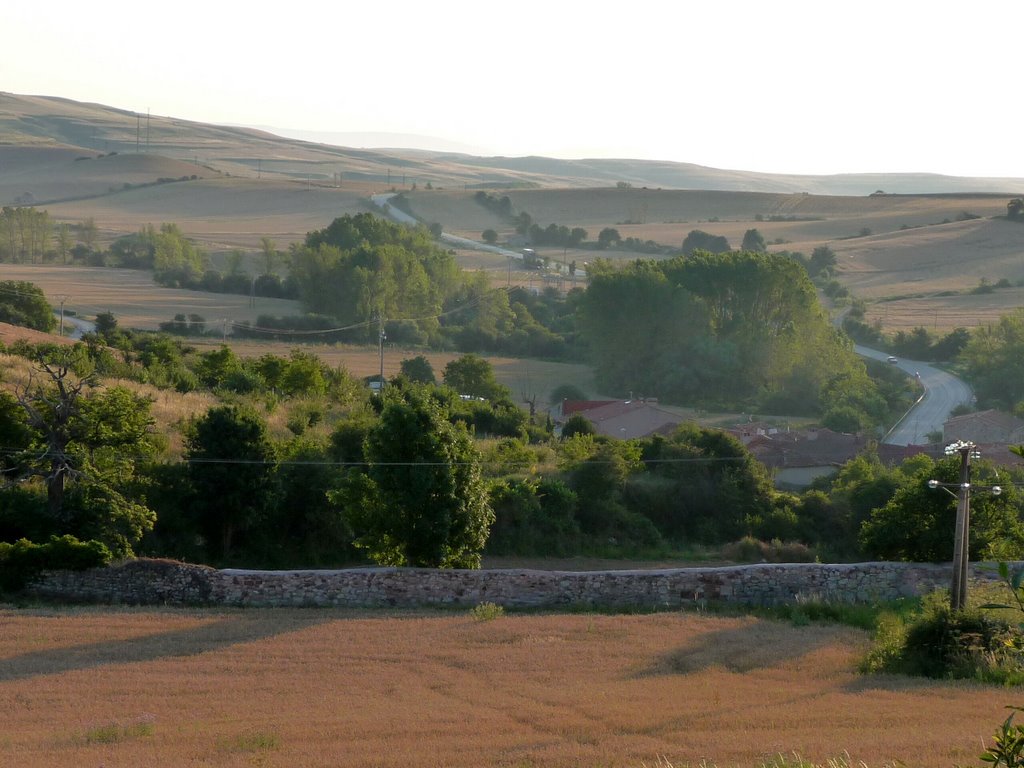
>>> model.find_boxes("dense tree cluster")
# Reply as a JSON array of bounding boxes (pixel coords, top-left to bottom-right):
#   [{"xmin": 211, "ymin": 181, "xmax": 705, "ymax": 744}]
[
  {"xmin": 681, "ymin": 229, "xmax": 730, "ymax": 255},
  {"xmin": 578, "ymin": 252, "xmax": 890, "ymax": 425},
  {"xmin": 0, "ymin": 281, "xmax": 56, "ymax": 332},
  {"xmin": 2, "ymin": 325, "xmax": 1024, "ymax": 574},
  {"xmin": 959, "ymin": 309, "xmax": 1024, "ymax": 411}
]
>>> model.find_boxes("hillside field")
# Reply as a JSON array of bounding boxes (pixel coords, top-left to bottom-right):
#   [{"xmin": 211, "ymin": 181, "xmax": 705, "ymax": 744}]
[
  {"xmin": 4, "ymin": 93, "xmax": 1024, "ymax": 337},
  {"xmin": 0, "ymin": 606, "xmax": 1011, "ymax": 768}
]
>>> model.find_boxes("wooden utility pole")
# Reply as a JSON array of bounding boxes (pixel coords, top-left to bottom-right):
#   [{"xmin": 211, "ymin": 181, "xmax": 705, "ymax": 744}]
[
  {"xmin": 378, "ymin": 313, "xmax": 386, "ymax": 393},
  {"xmin": 950, "ymin": 444, "xmax": 972, "ymax": 611}
]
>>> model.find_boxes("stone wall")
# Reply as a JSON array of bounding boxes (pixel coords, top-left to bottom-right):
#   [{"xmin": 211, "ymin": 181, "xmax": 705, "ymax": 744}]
[{"xmin": 25, "ymin": 559, "xmax": 1000, "ymax": 609}]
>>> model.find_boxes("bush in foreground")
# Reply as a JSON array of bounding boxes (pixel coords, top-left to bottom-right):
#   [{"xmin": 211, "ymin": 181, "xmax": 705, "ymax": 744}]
[{"xmin": 861, "ymin": 591, "xmax": 1024, "ymax": 684}]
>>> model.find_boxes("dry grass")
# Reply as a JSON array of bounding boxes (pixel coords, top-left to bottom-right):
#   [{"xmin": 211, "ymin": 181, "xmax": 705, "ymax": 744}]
[
  {"xmin": 0, "ymin": 265, "xmax": 303, "ymax": 331},
  {"xmin": 0, "ymin": 606, "xmax": 1011, "ymax": 767},
  {"xmin": 192, "ymin": 338, "xmax": 608, "ymax": 409}
]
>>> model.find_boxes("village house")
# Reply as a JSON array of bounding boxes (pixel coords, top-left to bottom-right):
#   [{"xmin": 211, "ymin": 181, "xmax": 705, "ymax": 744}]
[
  {"xmin": 555, "ymin": 399, "xmax": 687, "ymax": 440},
  {"xmin": 942, "ymin": 409, "xmax": 1024, "ymax": 446}
]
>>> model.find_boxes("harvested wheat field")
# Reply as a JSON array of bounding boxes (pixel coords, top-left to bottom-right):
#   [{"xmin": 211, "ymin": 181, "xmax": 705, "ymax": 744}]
[{"xmin": 0, "ymin": 606, "xmax": 1011, "ymax": 767}]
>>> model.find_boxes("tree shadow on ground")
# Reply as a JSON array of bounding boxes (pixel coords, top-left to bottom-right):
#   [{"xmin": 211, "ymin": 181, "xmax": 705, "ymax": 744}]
[
  {"xmin": 0, "ymin": 609, "xmax": 330, "ymax": 682},
  {"xmin": 636, "ymin": 618, "xmax": 855, "ymax": 676}
]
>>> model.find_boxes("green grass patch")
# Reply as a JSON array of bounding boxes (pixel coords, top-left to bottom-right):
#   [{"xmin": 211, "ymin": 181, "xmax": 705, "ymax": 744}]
[
  {"xmin": 74, "ymin": 715, "xmax": 155, "ymax": 745},
  {"xmin": 470, "ymin": 601, "xmax": 505, "ymax": 621},
  {"xmin": 219, "ymin": 729, "xmax": 280, "ymax": 753}
]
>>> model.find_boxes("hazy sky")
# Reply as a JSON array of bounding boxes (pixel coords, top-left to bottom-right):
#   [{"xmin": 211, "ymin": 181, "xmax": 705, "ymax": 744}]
[{"xmin": 5, "ymin": 0, "xmax": 1021, "ymax": 178}]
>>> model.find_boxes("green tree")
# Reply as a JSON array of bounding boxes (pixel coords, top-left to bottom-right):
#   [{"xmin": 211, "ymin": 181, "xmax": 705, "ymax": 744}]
[
  {"xmin": 741, "ymin": 229, "xmax": 766, "ymax": 252},
  {"xmin": 264, "ymin": 435, "xmax": 353, "ymax": 566},
  {"xmin": 149, "ymin": 223, "xmax": 207, "ymax": 288},
  {"xmin": 550, "ymin": 383, "xmax": 587, "ymax": 403},
  {"xmin": 859, "ymin": 455, "xmax": 1024, "ymax": 561},
  {"xmin": 289, "ymin": 214, "xmax": 459, "ymax": 341},
  {"xmin": 259, "ymin": 237, "xmax": 278, "ymax": 276},
  {"xmin": 442, "ymin": 354, "xmax": 510, "ymax": 400},
  {"xmin": 78, "ymin": 217, "xmax": 99, "ymax": 251},
  {"xmin": 0, "ymin": 280, "xmax": 56, "ymax": 332},
  {"xmin": 597, "ymin": 227, "xmax": 621, "ymax": 249},
  {"xmin": 333, "ymin": 391, "xmax": 492, "ymax": 567},
  {"xmin": 56, "ymin": 223, "xmax": 73, "ymax": 265},
  {"xmin": 960, "ymin": 310, "xmax": 1024, "ymax": 409},
  {"xmin": 560, "ymin": 413, "xmax": 596, "ymax": 439},
  {"xmin": 8, "ymin": 354, "xmax": 158, "ymax": 555},
  {"xmin": 481, "ymin": 229, "xmax": 498, "ymax": 245},
  {"xmin": 280, "ymin": 349, "xmax": 327, "ymax": 398},
  {"xmin": 566, "ymin": 439, "xmax": 662, "ymax": 548},
  {"xmin": 400, "ymin": 355, "xmax": 436, "ymax": 384},
  {"xmin": 486, "ymin": 477, "xmax": 580, "ymax": 556},
  {"xmin": 636, "ymin": 426, "xmax": 774, "ymax": 543},
  {"xmin": 94, "ymin": 311, "xmax": 118, "ymax": 342},
  {"xmin": 185, "ymin": 405, "xmax": 276, "ymax": 561},
  {"xmin": 681, "ymin": 230, "xmax": 730, "ymax": 255},
  {"xmin": 809, "ymin": 246, "xmax": 837, "ymax": 277}
]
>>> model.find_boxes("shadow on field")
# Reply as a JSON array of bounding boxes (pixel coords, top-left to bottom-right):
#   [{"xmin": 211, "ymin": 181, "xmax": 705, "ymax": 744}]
[
  {"xmin": 638, "ymin": 619, "xmax": 844, "ymax": 676},
  {"xmin": 0, "ymin": 611, "xmax": 328, "ymax": 682}
]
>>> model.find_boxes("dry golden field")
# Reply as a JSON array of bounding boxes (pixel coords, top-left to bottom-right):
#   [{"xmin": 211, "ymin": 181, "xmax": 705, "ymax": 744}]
[
  {"xmin": 44, "ymin": 177, "xmax": 381, "ymax": 252},
  {"xmin": 408, "ymin": 190, "xmax": 1024, "ymax": 334},
  {"xmin": 192, "ymin": 338, "xmax": 607, "ymax": 408},
  {"xmin": 0, "ymin": 265, "xmax": 302, "ymax": 331},
  {"xmin": 0, "ymin": 606, "xmax": 1012, "ymax": 768}
]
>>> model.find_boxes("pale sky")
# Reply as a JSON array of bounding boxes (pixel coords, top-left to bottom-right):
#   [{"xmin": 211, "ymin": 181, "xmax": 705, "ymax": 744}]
[{"xmin": 5, "ymin": 0, "xmax": 1022, "ymax": 178}]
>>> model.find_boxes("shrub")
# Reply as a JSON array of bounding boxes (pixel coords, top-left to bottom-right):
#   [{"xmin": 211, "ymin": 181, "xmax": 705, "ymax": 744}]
[
  {"xmin": 0, "ymin": 535, "xmax": 112, "ymax": 593},
  {"xmin": 862, "ymin": 593, "xmax": 1024, "ymax": 683},
  {"xmin": 721, "ymin": 536, "xmax": 817, "ymax": 564},
  {"xmin": 470, "ymin": 601, "xmax": 505, "ymax": 621}
]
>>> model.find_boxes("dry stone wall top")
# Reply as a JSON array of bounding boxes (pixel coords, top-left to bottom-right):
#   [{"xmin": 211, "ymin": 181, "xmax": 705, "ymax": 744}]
[{"xmin": 25, "ymin": 559, "xmax": 1000, "ymax": 609}]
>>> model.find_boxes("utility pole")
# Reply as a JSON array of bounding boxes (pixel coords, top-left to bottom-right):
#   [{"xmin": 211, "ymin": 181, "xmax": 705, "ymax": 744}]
[
  {"xmin": 950, "ymin": 443, "xmax": 972, "ymax": 611},
  {"xmin": 378, "ymin": 313, "xmax": 386, "ymax": 394},
  {"xmin": 929, "ymin": 440, "xmax": 1001, "ymax": 612}
]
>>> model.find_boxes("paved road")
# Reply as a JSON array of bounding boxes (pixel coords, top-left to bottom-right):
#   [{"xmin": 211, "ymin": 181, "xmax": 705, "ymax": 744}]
[
  {"xmin": 369, "ymin": 193, "xmax": 586, "ymax": 277},
  {"xmin": 855, "ymin": 345, "xmax": 974, "ymax": 445},
  {"xmin": 54, "ymin": 312, "xmax": 95, "ymax": 340}
]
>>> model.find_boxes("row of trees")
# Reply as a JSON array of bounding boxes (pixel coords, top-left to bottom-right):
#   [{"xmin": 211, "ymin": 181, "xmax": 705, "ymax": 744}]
[
  {"xmin": 0, "ymin": 208, "xmax": 98, "ymax": 264},
  {"xmin": 4, "ymin": 317, "xmax": 1024, "ymax": 573}
]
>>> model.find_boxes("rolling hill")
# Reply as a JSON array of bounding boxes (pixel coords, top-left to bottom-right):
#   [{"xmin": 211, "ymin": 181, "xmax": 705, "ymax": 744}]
[{"xmin": 2, "ymin": 92, "xmax": 1024, "ymax": 335}]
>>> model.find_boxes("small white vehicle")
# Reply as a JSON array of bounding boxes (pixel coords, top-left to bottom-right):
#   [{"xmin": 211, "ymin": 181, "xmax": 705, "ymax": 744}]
[{"xmin": 886, "ymin": 355, "xmax": 898, "ymax": 364}]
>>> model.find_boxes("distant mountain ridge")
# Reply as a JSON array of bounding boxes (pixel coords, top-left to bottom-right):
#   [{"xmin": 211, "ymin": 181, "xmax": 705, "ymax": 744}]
[{"xmin": 3, "ymin": 92, "xmax": 1024, "ymax": 195}]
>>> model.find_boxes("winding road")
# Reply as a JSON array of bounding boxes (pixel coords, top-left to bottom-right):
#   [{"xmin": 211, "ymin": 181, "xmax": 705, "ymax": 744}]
[
  {"xmin": 369, "ymin": 194, "xmax": 969, "ymax": 443},
  {"xmin": 369, "ymin": 193, "xmax": 585, "ymax": 277},
  {"xmin": 856, "ymin": 345, "xmax": 974, "ymax": 445}
]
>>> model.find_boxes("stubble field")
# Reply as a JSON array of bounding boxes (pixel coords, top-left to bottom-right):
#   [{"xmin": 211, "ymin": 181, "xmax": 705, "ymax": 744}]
[{"xmin": 0, "ymin": 606, "xmax": 1011, "ymax": 768}]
